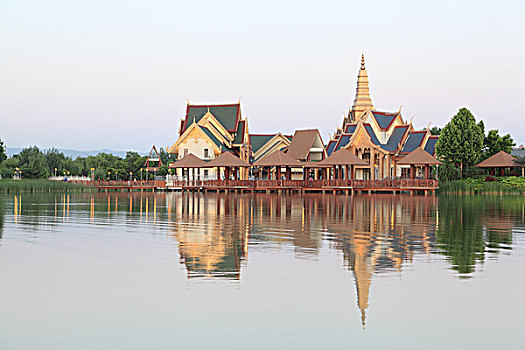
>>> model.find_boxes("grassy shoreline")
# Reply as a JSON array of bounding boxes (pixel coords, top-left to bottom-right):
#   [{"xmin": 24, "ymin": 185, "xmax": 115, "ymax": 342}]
[
  {"xmin": 0, "ymin": 179, "xmax": 87, "ymax": 193},
  {"xmin": 439, "ymin": 177, "xmax": 525, "ymax": 195}
]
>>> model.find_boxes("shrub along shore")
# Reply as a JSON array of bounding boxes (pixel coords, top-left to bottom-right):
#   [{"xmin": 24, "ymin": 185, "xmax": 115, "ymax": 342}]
[
  {"xmin": 439, "ymin": 177, "xmax": 525, "ymax": 194},
  {"xmin": 0, "ymin": 179, "xmax": 87, "ymax": 193}
]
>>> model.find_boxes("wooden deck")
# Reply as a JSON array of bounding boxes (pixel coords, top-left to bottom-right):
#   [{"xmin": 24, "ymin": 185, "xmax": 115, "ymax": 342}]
[
  {"xmin": 165, "ymin": 179, "xmax": 439, "ymax": 194},
  {"xmin": 84, "ymin": 179, "xmax": 438, "ymax": 194}
]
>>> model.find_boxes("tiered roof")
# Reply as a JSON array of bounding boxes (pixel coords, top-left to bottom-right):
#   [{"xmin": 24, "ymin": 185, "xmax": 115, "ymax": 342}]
[
  {"xmin": 181, "ymin": 103, "xmax": 241, "ymax": 134},
  {"xmin": 326, "ymin": 55, "xmax": 439, "ymax": 158}
]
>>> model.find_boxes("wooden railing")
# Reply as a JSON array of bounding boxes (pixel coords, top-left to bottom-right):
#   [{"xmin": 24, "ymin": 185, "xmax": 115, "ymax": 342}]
[
  {"xmin": 165, "ymin": 179, "xmax": 438, "ymax": 189},
  {"xmin": 92, "ymin": 180, "xmax": 166, "ymax": 188}
]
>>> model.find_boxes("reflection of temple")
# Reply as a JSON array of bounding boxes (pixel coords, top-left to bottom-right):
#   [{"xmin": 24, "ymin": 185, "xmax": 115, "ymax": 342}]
[
  {"xmin": 167, "ymin": 193, "xmax": 250, "ymax": 279},
  {"xmin": 316, "ymin": 195, "xmax": 439, "ymax": 327},
  {"xmin": 11, "ymin": 191, "xmax": 516, "ymax": 327}
]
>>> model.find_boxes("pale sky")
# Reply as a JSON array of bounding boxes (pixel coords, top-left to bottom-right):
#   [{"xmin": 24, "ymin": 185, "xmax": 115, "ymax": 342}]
[{"xmin": 1, "ymin": 0, "xmax": 524, "ymax": 152}]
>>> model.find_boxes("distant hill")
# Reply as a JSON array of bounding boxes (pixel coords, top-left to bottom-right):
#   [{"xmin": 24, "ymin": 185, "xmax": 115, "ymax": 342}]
[{"xmin": 6, "ymin": 147, "xmax": 147, "ymax": 159}]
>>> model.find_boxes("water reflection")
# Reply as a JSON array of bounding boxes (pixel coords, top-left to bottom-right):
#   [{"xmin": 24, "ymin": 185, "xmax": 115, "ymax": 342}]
[{"xmin": 0, "ymin": 192, "xmax": 524, "ymax": 327}]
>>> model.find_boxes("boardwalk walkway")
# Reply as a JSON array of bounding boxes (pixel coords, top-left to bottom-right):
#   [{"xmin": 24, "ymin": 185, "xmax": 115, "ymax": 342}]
[{"xmin": 83, "ymin": 179, "xmax": 438, "ymax": 195}]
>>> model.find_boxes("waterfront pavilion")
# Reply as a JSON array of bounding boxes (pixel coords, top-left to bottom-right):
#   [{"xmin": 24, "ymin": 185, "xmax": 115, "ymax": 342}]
[
  {"xmin": 169, "ymin": 153, "xmax": 207, "ymax": 180},
  {"xmin": 396, "ymin": 147, "xmax": 442, "ymax": 179},
  {"xmin": 206, "ymin": 152, "xmax": 250, "ymax": 180},
  {"xmin": 320, "ymin": 149, "xmax": 368, "ymax": 180},
  {"xmin": 476, "ymin": 151, "xmax": 518, "ymax": 176},
  {"xmin": 301, "ymin": 161, "xmax": 331, "ymax": 180},
  {"xmin": 253, "ymin": 150, "xmax": 303, "ymax": 180}
]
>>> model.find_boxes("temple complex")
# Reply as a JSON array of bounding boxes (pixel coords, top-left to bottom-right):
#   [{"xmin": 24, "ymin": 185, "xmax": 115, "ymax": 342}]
[
  {"xmin": 161, "ymin": 55, "xmax": 440, "ymax": 192},
  {"xmin": 326, "ymin": 55, "xmax": 439, "ymax": 180}
]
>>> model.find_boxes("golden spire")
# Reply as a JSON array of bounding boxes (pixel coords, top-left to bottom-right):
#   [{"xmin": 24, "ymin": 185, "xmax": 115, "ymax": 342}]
[{"xmin": 352, "ymin": 54, "xmax": 374, "ymax": 113}]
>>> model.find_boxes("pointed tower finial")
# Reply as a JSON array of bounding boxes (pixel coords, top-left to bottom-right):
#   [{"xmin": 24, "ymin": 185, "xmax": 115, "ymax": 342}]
[{"xmin": 352, "ymin": 54, "xmax": 374, "ymax": 113}]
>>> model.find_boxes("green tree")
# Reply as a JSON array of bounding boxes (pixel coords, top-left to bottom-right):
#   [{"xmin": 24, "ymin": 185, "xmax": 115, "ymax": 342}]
[
  {"xmin": 0, "ymin": 139, "xmax": 6, "ymax": 165},
  {"xmin": 483, "ymin": 129, "xmax": 515, "ymax": 159},
  {"xmin": 435, "ymin": 108, "xmax": 484, "ymax": 177},
  {"xmin": 429, "ymin": 126, "xmax": 442, "ymax": 136},
  {"xmin": 0, "ymin": 158, "xmax": 19, "ymax": 179},
  {"xmin": 513, "ymin": 156, "xmax": 525, "ymax": 177},
  {"xmin": 17, "ymin": 146, "xmax": 50, "ymax": 179},
  {"xmin": 44, "ymin": 148, "xmax": 66, "ymax": 177}
]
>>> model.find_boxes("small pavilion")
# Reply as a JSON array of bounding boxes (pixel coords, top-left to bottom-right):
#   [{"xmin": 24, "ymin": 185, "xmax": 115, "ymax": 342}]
[
  {"xmin": 476, "ymin": 151, "xmax": 518, "ymax": 176},
  {"xmin": 253, "ymin": 150, "xmax": 303, "ymax": 180},
  {"xmin": 206, "ymin": 152, "xmax": 250, "ymax": 180},
  {"xmin": 169, "ymin": 153, "xmax": 207, "ymax": 180},
  {"xmin": 320, "ymin": 149, "xmax": 368, "ymax": 180},
  {"xmin": 396, "ymin": 147, "xmax": 442, "ymax": 179},
  {"xmin": 301, "ymin": 161, "xmax": 331, "ymax": 180}
]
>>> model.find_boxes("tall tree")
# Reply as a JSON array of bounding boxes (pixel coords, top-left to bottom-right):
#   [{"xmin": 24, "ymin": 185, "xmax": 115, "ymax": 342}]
[
  {"xmin": 435, "ymin": 108, "xmax": 484, "ymax": 176},
  {"xmin": 17, "ymin": 146, "xmax": 50, "ymax": 179},
  {"xmin": 0, "ymin": 139, "xmax": 6, "ymax": 164},
  {"xmin": 483, "ymin": 129, "xmax": 515, "ymax": 158}
]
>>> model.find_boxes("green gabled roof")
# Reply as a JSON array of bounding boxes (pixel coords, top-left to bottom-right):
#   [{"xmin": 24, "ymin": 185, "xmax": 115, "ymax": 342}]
[
  {"xmin": 249, "ymin": 134, "xmax": 276, "ymax": 153},
  {"xmin": 233, "ymin": 120, "xmax": 246, "ymax": 144},
  {"xmin": 183, "ymin": 104, "xmax": 240, "ymax": 133},
  {"xmin": 200, "ymin": 127, "xmax": 225, "ymax": 149}
]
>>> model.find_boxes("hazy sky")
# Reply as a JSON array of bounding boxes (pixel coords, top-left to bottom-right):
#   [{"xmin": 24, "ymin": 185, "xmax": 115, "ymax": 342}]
[{"xmin": 1, "ymin": 0, "xmax": 524, "ymax": 152}]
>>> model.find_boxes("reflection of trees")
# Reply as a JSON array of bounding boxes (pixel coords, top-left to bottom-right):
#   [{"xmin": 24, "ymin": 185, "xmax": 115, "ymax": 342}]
[
  {"xmin": 0, "ymin": 195, "xmax": 4, "ymax": 239},
  {"xmin": 436, "ymin": 196, "xmax": 522, "ymax": 275}
]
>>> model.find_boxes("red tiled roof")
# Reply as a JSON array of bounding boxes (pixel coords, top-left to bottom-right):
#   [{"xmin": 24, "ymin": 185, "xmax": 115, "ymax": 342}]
[
  {"xmin": 396, "ymin": 147, "xmax": 442, "ymax": 165},
  {"xmin": 476, "ymin": 151, "xmax": 518, "ymax": 168}
]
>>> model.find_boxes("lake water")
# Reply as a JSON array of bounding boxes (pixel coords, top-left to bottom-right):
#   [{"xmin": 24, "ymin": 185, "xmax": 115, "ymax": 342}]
[{"xmin": 1, "ymin": 192, "xmax": 524, "ymax": 349}]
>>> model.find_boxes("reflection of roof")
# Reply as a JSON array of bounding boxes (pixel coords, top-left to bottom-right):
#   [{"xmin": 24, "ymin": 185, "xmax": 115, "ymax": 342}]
[
  {"xmin": 401, "ymin": 131, "xmax": 426, "ymax": 153},
  {"xmin": 182, "ymin": 103, "xmax": 240, "ymax": 133},
  {"xmin": 169, "ymin": 153, "xmax": 208, "ymax": 168},
  {"xmin": 372, "ymin": 111, "xmax": 397, "ymax": 129},
  {"xmin": 476, "ymin": 151, "xmax": 518, "ymax": 168},
  {"xmin": 286, "ymin": 129, "xmax": 321, "ymax": 160},
  {"xmin": 424, "ymin": 136, "xmax": 439, "ymax": 156},
  {"xmin": 321, "ymin": 149, "xmax": 368, "ymax": 166},
  {"xmin": 381, "ymin": 125, "xmax": 409, "ymax": 152},
  {"xmin": 206, "ymin": 152, "xmax": 250, "ymax": 167},
  {"xmin": 253, "ymin": 150, "xmax": 303, "ymax": 167},
  {"xmin": 397, "ymin": 147, "xmax": 442, "ymax": 165}
]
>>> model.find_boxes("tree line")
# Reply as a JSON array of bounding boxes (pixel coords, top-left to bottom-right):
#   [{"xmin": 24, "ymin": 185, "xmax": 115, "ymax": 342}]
[
  {"xmin": 435, "ymin": 108, "xmax": 520, "ymax": 180},
  {"xmin": 0, "ymin": 143, "xmax": 172, "ymax": 180}
]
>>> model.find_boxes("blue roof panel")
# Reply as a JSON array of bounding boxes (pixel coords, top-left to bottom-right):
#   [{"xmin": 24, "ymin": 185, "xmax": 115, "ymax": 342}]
[
  {"xmin": 372, "ymin": 112, "xmax": 397, "ymax": 129},
  {"xmin": 326, "ymin": 140, "xmax": 337, "ymax": 156},
  {"xmin": 381, "ymin": 126, "xmax": 409, "ymax": 152},
  {"xmin": 364, "ymin": 125, "xmax": 381, "ymax": 145},
  {"xmin": 424, "ymin": 137, "xmax": 439, "ymax": 155},
  {"xmin": 402, "ymin": 132, "xmax": 426, "ymax": 153}
]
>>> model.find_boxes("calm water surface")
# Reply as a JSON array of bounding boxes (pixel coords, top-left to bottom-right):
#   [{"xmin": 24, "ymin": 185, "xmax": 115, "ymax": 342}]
[{"xmin": 1, "ymin": 193, "xmax": 524, "ymax": 349}]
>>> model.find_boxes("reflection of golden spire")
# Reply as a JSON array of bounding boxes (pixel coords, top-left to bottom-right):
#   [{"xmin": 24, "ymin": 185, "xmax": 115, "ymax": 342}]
[{"xmin": 354, "ymin": 253, "xmax": 372, "ymax": 328}]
